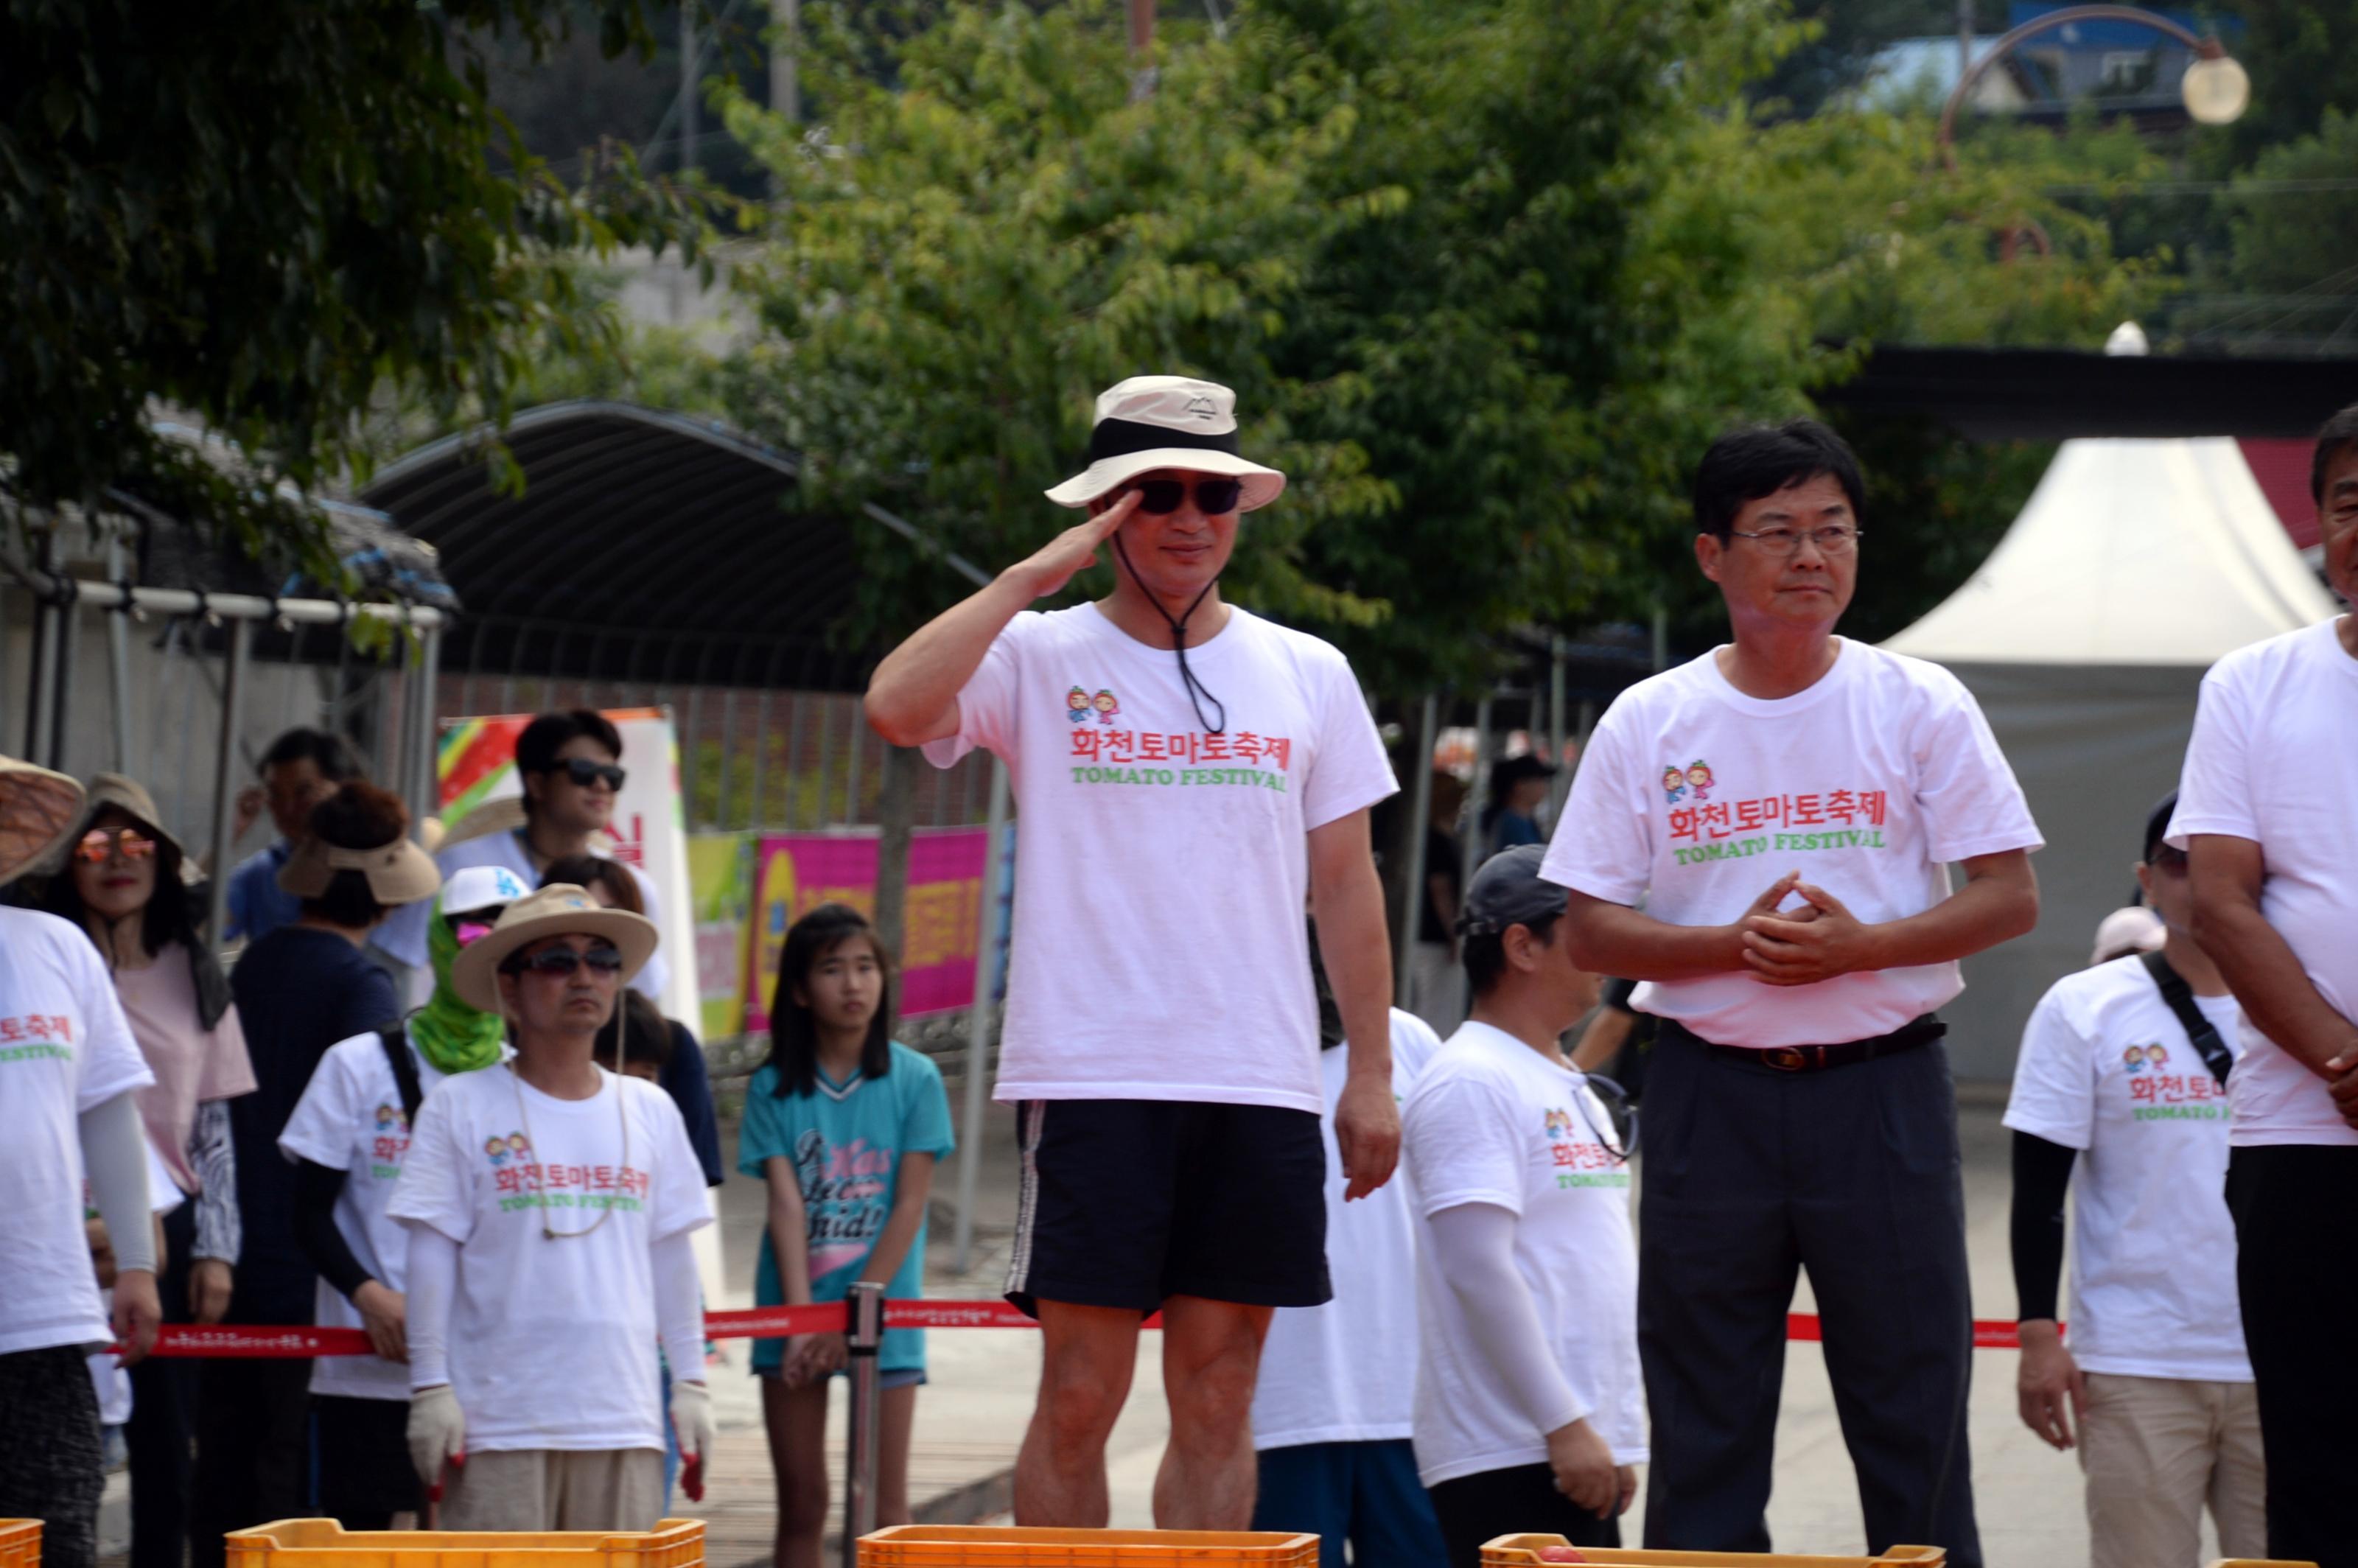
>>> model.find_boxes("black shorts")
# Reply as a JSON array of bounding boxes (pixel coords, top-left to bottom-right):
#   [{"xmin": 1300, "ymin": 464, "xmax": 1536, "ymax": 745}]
[{"xmin": 1007, "ymin": 1099, "xmax": 1329, "ymax": 1317}]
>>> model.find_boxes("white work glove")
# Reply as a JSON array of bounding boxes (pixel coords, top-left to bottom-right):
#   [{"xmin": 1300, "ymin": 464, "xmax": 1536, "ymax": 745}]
[
  {"xmin": 671, "ymin": 1379, "xmax": 713, "ymax": 1501},
  {"xmin": 408, "ymin": 1384, "xmax": 467, "ymax": 1490}
]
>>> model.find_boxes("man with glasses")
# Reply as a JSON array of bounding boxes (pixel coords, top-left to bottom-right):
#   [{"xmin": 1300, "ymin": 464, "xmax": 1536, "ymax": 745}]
[
  {"xmin": 866, "ymin": 376, "xmax": 1399, "ymax": 1529},
  {"xmin": 1402, "ymin": 845, "xmax": 1642, "ymax": 1567},
  {"xmin": 2006, "ymin": 791, "xmax": 2260, "ymax": 1568},
  {"xmin": 379, "ymin": 709, "xmax": 668, "ymax": 1005},
  {"xmin": 392, "ymin": 883, "xmax": 710, "ymax": 1530},
  {"xmin": 1542, "ymin": 419, "xmax": 2042, "ymax": 1567}
]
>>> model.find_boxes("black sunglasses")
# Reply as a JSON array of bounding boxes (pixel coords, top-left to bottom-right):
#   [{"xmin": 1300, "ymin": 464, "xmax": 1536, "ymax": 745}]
[
  {"xmin": 554, "ymin": 758, "xmax": 626, "ymax": 791},
  {"xmin": 503, "ymin": 944, "xmax": 625, "ymax": 979},
  {"xmin": 1130, "ymin": 477, "xmax": 1243, "ymax": 516}
]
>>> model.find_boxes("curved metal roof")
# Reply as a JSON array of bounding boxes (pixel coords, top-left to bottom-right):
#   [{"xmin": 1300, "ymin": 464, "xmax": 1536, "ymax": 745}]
[{"xmin": 360, "ymin": 402, "xmax": 973, "ymax": 695}]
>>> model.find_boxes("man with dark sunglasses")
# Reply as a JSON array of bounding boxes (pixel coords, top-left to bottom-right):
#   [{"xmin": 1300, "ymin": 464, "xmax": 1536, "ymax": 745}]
[
  {"xmin": 379, "ymin": 709, "xmax": 668, "ymax": 1007},
  {"xmin": 1402, "ymin": 845, "xmax": 1641, "ymax": 1568},
  {"xmin": 2005, "ymin": 792, "xmax": 2259, "ymax": 1568},
  {"xmin": 867, "ymin": 375, "xmax": 1399, "ymax": 1530}
]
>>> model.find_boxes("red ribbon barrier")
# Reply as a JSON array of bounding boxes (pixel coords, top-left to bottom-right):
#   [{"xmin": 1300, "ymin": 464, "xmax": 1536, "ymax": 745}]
[{"xmin": 142, "ymin": 1304, "xmax": 2030, "ymax": 1357}]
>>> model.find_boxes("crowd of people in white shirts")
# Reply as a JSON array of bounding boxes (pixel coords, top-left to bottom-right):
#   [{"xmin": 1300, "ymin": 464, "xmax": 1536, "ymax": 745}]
[{"xmin": 0, "ymin": 381, "xmax": 2354, "ymax": 1568}]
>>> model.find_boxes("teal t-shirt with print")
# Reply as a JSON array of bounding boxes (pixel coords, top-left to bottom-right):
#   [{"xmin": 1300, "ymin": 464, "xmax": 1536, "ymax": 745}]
[{"xmin": 740, "ymin": 1041, "xmax": 955, "ymax": 1375}]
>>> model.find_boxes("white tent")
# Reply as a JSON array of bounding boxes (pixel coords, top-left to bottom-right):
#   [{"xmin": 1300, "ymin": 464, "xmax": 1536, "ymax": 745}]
[{"xmin": 1883, "ymin": 438, "xmax": 2335, "ymax": 1080}]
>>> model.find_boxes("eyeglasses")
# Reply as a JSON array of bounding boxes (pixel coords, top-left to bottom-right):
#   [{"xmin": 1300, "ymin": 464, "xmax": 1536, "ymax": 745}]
[
  {"xmin": 1576, "ymin": 1073, "xmax": 1639, "ymax": 1165},
  {"xmin": 1727, "ymin": 524, "xmax": 1863, "ymax": 557},
  {"xmin": 1130, "ymin": 477, "xmax": 1243, "ymax": 516},
  {"xmin": 555, "ymin": 758, "xmax": 627, "ymax": 791},
  {"xmin": 503, "ymin": 944, "xmax": 624, "ymax": 979},
  {"xmin": 449, "ymin": 916, "xmax": 503, "ymax": 949},
  {"xmin": 74, "ymin": 827, "xmax": 156, "ymax": 864}
]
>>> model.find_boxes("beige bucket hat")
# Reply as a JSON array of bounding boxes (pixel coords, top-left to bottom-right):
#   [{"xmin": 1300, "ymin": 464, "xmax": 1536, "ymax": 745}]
[
  {"xmin": 451, "ymin": 882, "xmax": 660, "ymax": 1013},
  {"xmin": 1043, "ymin": 376, "xmax": 1287, "ymax": 512},
  {"xmin": 0, "ymin": 755, "xmax": 88, "ymax": 886},
  {"xmin": 82, "ymin": 772, "xmax": 184, "ymax": 858}
]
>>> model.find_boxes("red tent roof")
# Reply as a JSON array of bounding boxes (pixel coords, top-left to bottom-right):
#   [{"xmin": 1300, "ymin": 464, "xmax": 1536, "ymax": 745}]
[{"xmin": 2239, "ymin": 438, "xmax": 2319, "ymax": 551}]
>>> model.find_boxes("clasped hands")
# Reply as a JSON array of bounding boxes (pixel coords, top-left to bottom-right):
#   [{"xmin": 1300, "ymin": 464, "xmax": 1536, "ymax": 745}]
[
  {"xmin": 1734, "ymin": 870, "xmax": 1881, "ymax": 987},
  {"xmin": 2318, "ymin": 1038, "xmax": 2358, "ymax": 1129}
]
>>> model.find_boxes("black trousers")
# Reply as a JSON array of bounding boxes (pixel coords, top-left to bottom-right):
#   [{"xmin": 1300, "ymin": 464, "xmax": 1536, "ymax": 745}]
[
  {"xmin": 127, "ymin": 1201, "xmax": 199, "ymax": 1568},
  {"xmin": 187, "ymin": 1355, "xmax": 313, "ymax": 1568},
  {"xmin": 2227, "ymin": 1143, "xmax": 2358, "ymax": 1568},
  {"xmin": 1638, "ymin": 1025, "xmax": 1980, "ymax": 1568},
  {"xmin": 0, "ymin": 1345, "xmax": 105, "ymax": 1568},
  {"xmin": 1427, "ymin": 1464, "xmax": 1620, "ymax": 1568},
  {"xmin": 314, "ymin": 1395, "xmax": 421, "ymax": 1528}
]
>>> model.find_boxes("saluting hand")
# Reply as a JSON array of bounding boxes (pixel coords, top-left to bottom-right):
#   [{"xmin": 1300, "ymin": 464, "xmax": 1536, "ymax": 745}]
[
  {"xmin": 1740, "ymin": 881, "xmax": 1878, "ymax": 987},
  {"xmin": 1011, "ymin": 491, "xmax": 1139, "ymax": 599}
]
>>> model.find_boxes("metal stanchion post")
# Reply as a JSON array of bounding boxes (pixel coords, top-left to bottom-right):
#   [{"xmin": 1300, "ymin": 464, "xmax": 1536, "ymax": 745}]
[{"xmin": 841, "ymin": 1281, "xmax": 886, "ymax": 1568}]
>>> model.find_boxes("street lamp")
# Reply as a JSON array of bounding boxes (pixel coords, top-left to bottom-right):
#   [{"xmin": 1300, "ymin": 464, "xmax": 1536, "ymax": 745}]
[{"xmin": 1937, "ymin": 3, "xmax": 2247, "ymax": 168}]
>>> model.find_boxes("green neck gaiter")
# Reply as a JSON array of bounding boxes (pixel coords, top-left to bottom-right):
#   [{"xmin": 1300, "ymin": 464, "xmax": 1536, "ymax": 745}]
[{"xmin": 407, "ymin": 898, "xmax": 504, "ymax": 1076}]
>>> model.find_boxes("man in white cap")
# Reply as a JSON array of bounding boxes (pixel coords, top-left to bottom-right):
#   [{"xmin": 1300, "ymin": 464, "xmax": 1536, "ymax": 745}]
[
  {"xmin": 867, "ymin": 376, "xmax": 1401, "ymax": 1528},
  {"xmin": 0, "ymin": 756, "xmax": 162, "ymax": 1568},
  {"xmin": 390, "ymin": 883, "xmax": 712, "ymax": 1530}
]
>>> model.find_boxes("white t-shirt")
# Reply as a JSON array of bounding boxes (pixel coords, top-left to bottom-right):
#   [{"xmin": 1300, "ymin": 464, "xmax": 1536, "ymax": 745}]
[
  {"xmin": 387, "ymin": 1063, "xmax": 710, "ymax": 1451},
  {"xmin": 0, "ymin": 907, "xmax": 156, "ymax": 1358},
  {"xmin": 1252, "ymin": 1009, "xmax": 1440, "ymax": 1449},
  {"xmin": 378, "ymin": 833, "xmax": 668, "ymax": 1007},
  {"xmin": 1402, "ymin": 1021, "xmax": 1645, "ymax": 1485},
  {"xmin": 2002, "ymin": 955, "xmax": 2250, "ymax": 1382},
  {"xmin": 923, "ymin": 603, "xmax": 1397, "ymax": 1113},
  {"xmin": 1542, "ymin": 640, "xmax": 2042, "ymax": 1047},
  {"xmin": 279, "ymin": 1025, "xmax": 463, "ymax": 1400},
  {"xmin": 2169, "ymin": 619, "xmax": 2358, "ymax": 1147}
]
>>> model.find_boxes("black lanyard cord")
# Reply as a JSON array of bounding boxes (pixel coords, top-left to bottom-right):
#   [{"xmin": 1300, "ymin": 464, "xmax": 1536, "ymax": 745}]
[{"xmin": 1110, "ymin": 533, "xmax": 1228, "ymax": 735}]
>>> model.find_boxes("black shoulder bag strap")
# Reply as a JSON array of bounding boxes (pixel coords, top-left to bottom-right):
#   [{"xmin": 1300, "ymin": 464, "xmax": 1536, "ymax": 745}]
[
  {"xmin": 379, "ymin": 1023, "xmax": 425, "ymax": 1125},
  {"xmin": 2138, "ymin": 950, "xmax": 2236, "ymax": 1089}
]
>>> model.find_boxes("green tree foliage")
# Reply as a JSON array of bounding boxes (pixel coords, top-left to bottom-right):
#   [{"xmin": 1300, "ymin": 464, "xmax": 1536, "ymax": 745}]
[
  {"xmin": 2197, "ymin": 109, "xmax": 2358, "ymax": 353},
  {"xmin": 1, "ymin": 0, "xmax": 708, "ymax": 586}
]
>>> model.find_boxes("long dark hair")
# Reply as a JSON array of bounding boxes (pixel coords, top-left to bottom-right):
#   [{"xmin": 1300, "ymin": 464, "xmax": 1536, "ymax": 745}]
[{"xmin": 764, "ymin": 903, "xmax": 895, "ymax": 1098}]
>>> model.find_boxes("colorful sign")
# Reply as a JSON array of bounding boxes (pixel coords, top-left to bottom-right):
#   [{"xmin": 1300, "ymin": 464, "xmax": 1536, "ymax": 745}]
[
  {"xmin": 745, "ymin": 829, "xmax": 990, "ymax": 1029},
  {"xmin": 686, "ymin": 833, "xmax": 753, "ymax": 1041}
]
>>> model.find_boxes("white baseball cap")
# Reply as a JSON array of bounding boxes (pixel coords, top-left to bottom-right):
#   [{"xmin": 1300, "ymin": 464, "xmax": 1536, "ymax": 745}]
[
  {"xmin": 2090, "ymin": 906, "xmax": 2166, "ymax": 967},
  {"xmin": 1043, "ymin": 376, "xmax": 1287, "ymax": 511},
  {"xmin": 443, "ymin": 863, "xmax": 532, "ymax": 916}
]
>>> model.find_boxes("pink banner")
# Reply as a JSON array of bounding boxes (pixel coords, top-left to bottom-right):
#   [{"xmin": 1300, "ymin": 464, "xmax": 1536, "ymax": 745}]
[{"xmin": 744, "ymin": 829, "xmax": 987, "ymax": 1029}]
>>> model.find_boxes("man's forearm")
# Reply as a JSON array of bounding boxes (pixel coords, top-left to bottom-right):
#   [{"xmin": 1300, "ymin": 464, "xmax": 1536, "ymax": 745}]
[
  {"xmin": 1315, "ymin": 855, "xmax": 1395, "ymax": 1079},
  {"xmin": 864, "ymin": 572, "xmax": 1033, "ymax": 745},
  {"xmin": 2197, "ymin": 895, "xmax": 2356, "ymax": 1074},
  {"xmin": 1857, "ymin": 858, "xmax": 2039, "ymax": 971},
  {"xmin": 1563, "ymin": 900, "xmax": 1745, "ymax": 981}
]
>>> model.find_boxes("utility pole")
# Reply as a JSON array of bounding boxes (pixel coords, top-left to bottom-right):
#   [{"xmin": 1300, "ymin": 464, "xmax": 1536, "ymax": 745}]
[
  {"xmin": 680, "ymin": 3, "xmax": 700, "ymax": 175},
  {"xmin": 1127, "ymin": 0, "xmax": 1156, "ymax": 102}
]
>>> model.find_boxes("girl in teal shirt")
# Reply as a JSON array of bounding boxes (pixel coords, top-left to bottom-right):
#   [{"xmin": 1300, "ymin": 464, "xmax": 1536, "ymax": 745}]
[{"xmin": 741, "ymin": 903, "xmax": 953, "ymax": 1568}]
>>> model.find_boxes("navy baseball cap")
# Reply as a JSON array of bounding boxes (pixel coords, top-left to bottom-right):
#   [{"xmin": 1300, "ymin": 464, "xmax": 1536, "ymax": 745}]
[{"xmin": 1459, "ymin": 844, "xmax": 1570, "ymax": 937}]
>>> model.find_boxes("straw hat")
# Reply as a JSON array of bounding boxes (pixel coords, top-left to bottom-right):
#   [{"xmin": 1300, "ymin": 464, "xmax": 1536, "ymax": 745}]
[
  {"xmin": 0, "ymin": 755, "xmax": 88, "ymax": 886},
  {"xmin": 277, "ymin": 831, "xmax": 443, "ymax": 908},
  {"xmin": 451, "ymin": 883, "xmax": 659, "ymax": 1013}
]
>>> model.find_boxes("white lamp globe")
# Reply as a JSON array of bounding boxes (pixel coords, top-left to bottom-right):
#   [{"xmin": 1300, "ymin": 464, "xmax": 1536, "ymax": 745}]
[{"xmin": 2182, "ymin": 55, "xmax": 2250, "ymax": 126}]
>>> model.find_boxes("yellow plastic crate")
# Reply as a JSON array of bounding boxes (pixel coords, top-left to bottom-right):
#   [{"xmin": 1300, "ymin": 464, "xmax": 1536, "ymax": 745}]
[
  {"xmin": 2208, "ymin": 1561, "xmax": 2320, "ymax": 1567},
  {"xmin": 0, "ymin": 1519, "xmax": 40, "ymax": 1568},
  {"xmin": 1480, "ymin": 1536, "xmax": 1946, "ymax": 1568},
  {"xmin": 223, "ymin": 1519, "xmax": 704, "ymax": 1568},
  {"xmin": 858, "ymin": 1526, "xmax": 1320, "ymax": 1568}
]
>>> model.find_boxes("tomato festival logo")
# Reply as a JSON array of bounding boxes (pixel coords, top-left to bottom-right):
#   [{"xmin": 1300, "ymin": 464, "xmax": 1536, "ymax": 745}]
[
  {"xmin": 1542, "ymin": 1105, "xmax": 1628, "ymax": 1189},
  {"xmin": 1058, "ymin": 684, "xmax": 1295, "ymax": 794},
  {"xmin": 2119, "ymin": 1042, "xmax": 2225, "ymax": 1121},
  {"xmin": 0, "ymin": 1013, "xmax": 74, "ymax": 1063},
  {"xmin": 1661, "ymin": 759, "xmax": 1894, "ymax": 868},
  {"xmin": 371, "ymin": 1103, "xmax": 413, "ymax": 1180}
]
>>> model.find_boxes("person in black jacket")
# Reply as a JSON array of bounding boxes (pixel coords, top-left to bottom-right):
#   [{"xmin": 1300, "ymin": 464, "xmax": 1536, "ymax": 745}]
[{"xmin": 189, "ymin": 785, "xmax": 438, "ymax": 1564}]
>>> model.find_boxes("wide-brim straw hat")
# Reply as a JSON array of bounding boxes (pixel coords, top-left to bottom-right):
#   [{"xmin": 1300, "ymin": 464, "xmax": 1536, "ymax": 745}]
[
  {"xmin": 81, "ymin": 772, "xmax": 185, "ymax": 860},
  {"xmin": 1043, "ymin": 375, "xmax": 1286, "ymax": 512},
  {"xmin": 0, "ymin": 755, "xmax": 88, "ymax": 886},
  {"xmin": 451, "ymin": 882, "xmax": 659, "ymax": 1013},
  {"xmin": 277, "ymin": 832, "xmax": 444, "ymax": 908}
]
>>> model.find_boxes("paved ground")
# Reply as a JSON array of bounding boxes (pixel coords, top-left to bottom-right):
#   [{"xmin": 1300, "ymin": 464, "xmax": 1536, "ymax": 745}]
[{"xmin": 100, "ymin": 1082, "xmax": 2222, "ymax": 1568}]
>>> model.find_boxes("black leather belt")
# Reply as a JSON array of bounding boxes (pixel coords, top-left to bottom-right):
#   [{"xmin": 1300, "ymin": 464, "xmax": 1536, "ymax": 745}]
[{"xmin": 1684, "ymin": 1013, "xmax": 1946, "ymax": 1074}]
